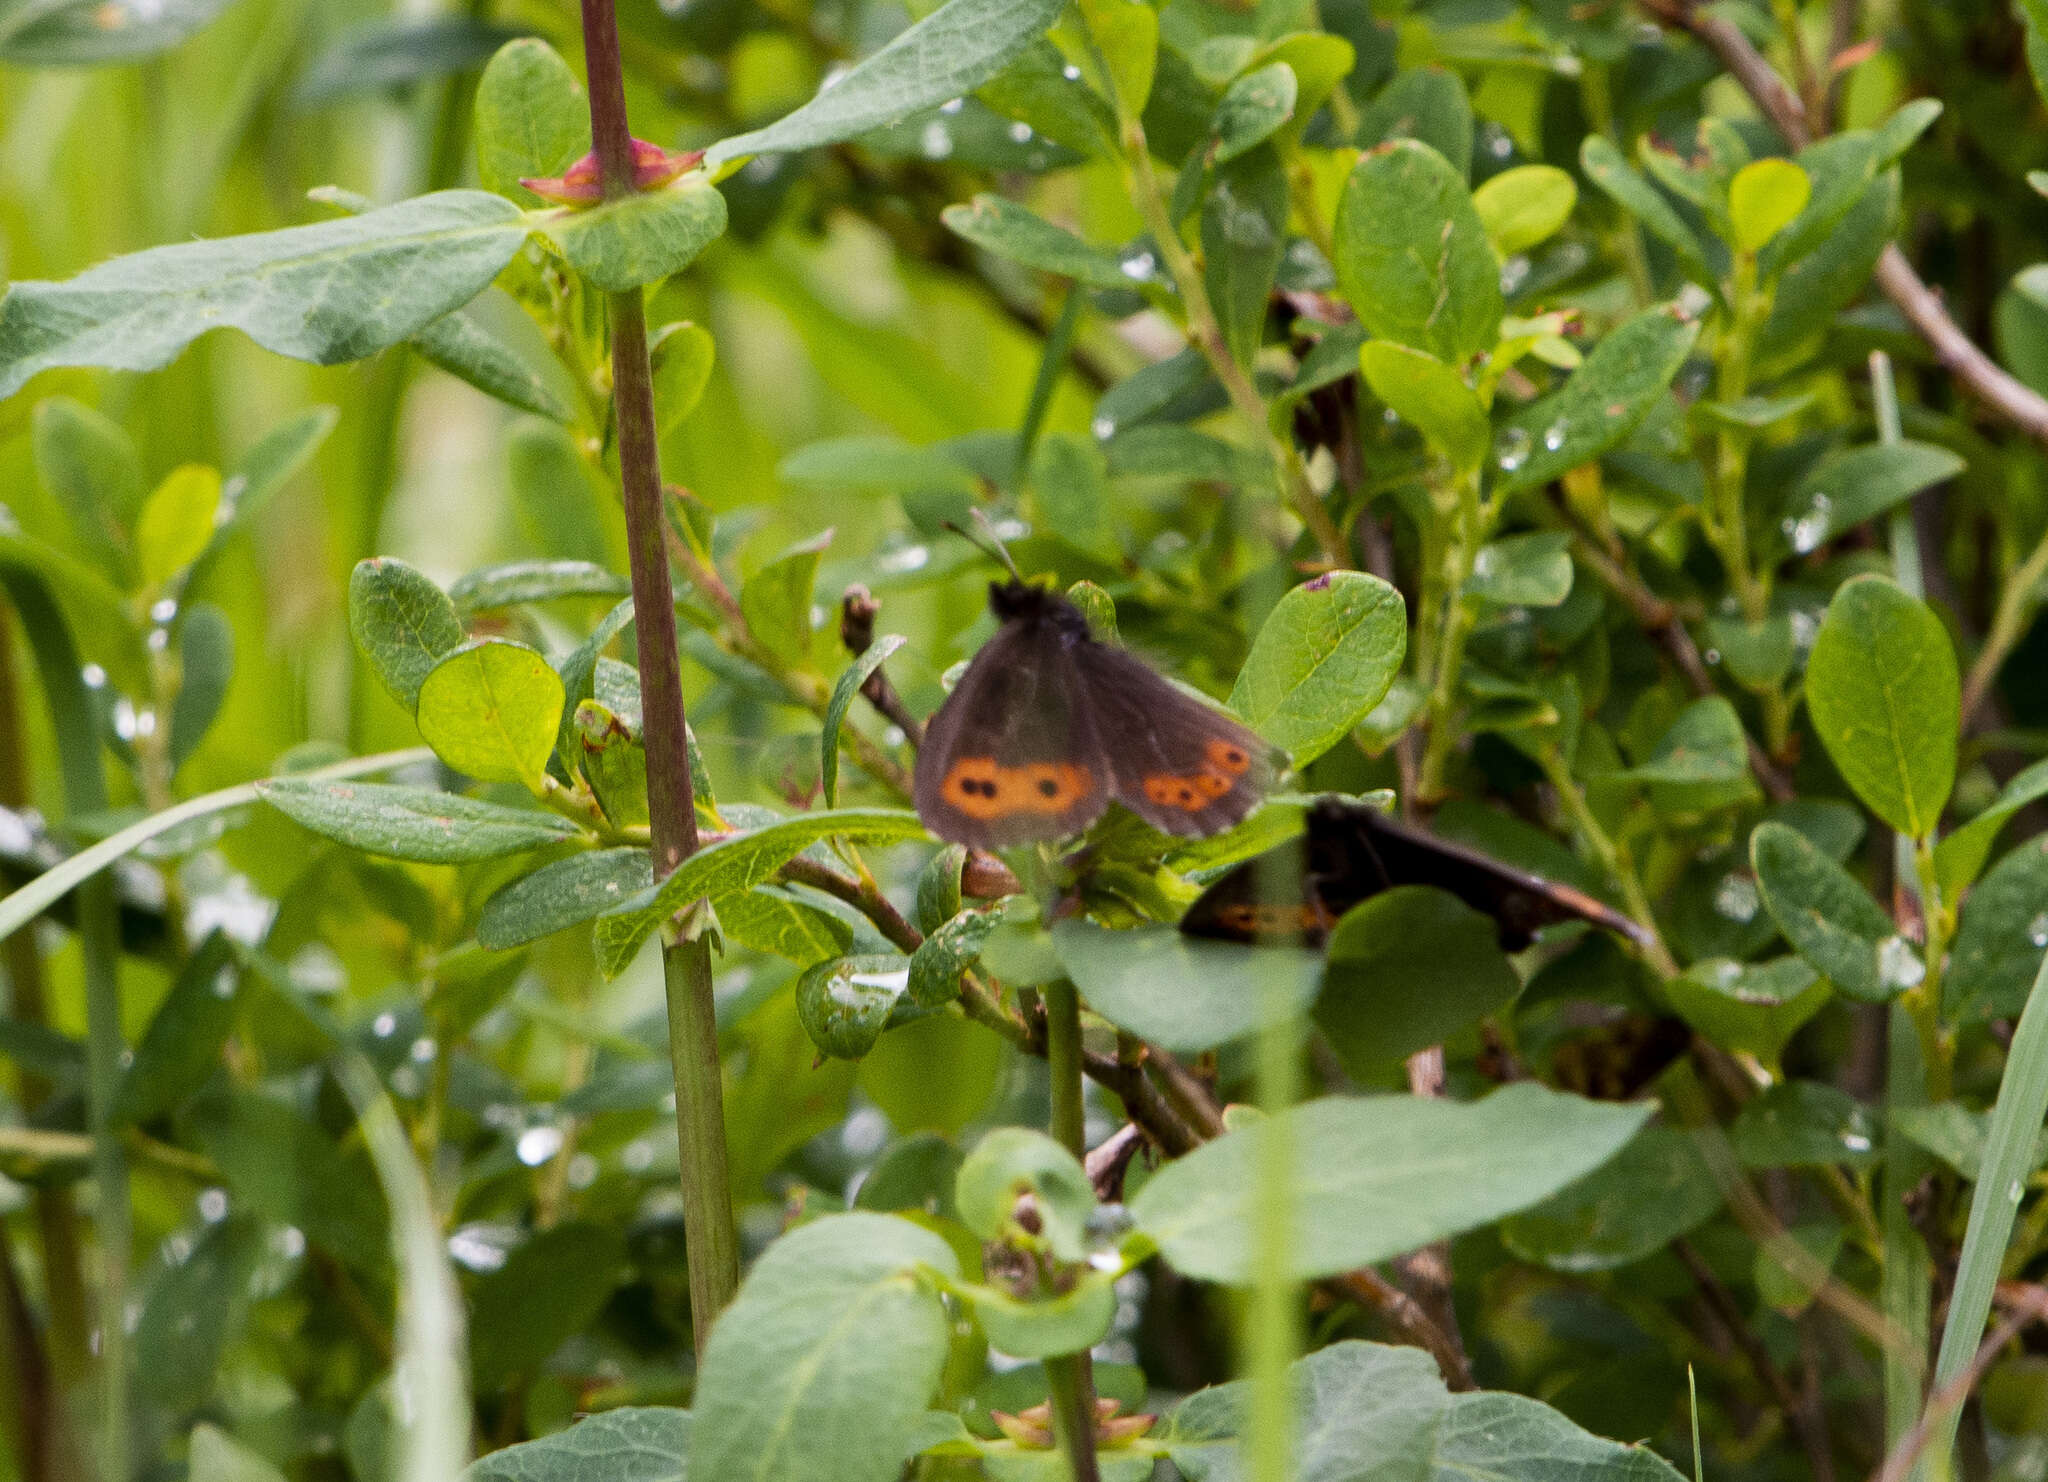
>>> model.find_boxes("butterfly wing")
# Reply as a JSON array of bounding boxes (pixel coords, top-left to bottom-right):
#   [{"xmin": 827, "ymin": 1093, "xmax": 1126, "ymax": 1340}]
[
  {"xmin": 1073, "ymin": 643, "xmax": 1272, "ymax": 838},
  {"xmin": 913, "ymin": 623, "xmax": 1110, "ymax": 848},
  {"xmin": 1178, "ymin": 834, "xmax": 1337, "ymax": 944},
  {"xmin": 1354, "ymin": 807, "xmax": 1652, "ymax": 950}
]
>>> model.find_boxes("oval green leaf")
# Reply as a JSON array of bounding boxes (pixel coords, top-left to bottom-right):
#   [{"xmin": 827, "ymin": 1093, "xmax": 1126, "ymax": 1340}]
[
  {"xmin": 1229, "ymin": 571, "xmax": 1406, "ymax": 766},
  {"xmin": 415, "ymin": 638, "xmax": 565, "ymax": 788}
]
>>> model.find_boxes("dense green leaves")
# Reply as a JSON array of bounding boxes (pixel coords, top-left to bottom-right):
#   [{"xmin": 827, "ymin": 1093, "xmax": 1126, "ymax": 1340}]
[
  {"xmin": 1051, "ymin": 920, "xmax": 1322, "ymax": 1053},
  {"xmin": 1805, "ymin": 576, "xmax": 1958, "ymax": 839},
  {"xmin": 464, "ymin": 1410, "xmax": 690, "ymax": 1482},
  {"xmin": 1130, "ymin": 1087, "xmax": 1651, "ymax": 1282},
  {"xmin": 1752, "ymin": 821, "xmax": 1916, "ymax": 1002},
  {"xmin": 0, "ymin": 192, "xmax": 529, "ymax": 397},
  {"xmin": 1949, "ymin": 835, "xmax": 2048, "ymax": 1020}
]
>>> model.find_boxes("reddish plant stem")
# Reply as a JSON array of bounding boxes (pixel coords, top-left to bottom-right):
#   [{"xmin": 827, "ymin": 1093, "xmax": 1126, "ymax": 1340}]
[{"xmin": 577, "ymin": 0, "xmax": 739, "ymax": 1347}]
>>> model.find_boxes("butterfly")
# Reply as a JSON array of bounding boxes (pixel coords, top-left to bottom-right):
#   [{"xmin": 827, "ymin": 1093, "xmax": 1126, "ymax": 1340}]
[
  {"xmin": 913, "ymin": 581, "xmax": 1273, "ymax": 848},
  {"xmin": 1178, "ymin": 795, "xmax": 1652, "ymax": 952}
]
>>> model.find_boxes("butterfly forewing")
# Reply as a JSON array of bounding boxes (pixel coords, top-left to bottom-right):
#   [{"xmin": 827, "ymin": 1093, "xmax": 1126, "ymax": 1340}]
[
  {"xmin": 1074, "ymin": 644, "xmax": 1272, "ymax": 838},
  {"xmin": 913, "ymin": 621, "xmax": 1110, "ymax": 848}
]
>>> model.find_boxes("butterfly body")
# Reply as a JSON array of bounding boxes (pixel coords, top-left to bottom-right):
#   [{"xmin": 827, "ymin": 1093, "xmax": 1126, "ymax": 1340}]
[
  {"xmin": 1179, "ymin": 796, "xmax": 1651, "ymax": 951},
  {"xmin": 913, "ymin": 582, "xmax": 1271, "ymax": 848}
]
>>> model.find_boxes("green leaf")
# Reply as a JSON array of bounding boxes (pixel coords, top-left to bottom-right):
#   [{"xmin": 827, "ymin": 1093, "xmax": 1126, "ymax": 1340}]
[
  {"xmin": 1774, "ymin": 439, "xmax": 1964, "ymax": 557},
  {"xmin": 690, "ymin": 1213, "xmax": 959, "ymax": 1482},
  {"xmin": 189, "ymin": 1090, "xmax": 387, "ymax": 1270},
  {"xmin": 955, "ymin": 1125, "xmax": 1094, "ymax": 1256},
  {"xmin": 1202, "ymin": 147, "xmax": 1289, "ymax": 370},
  {"xmin": 134, "ymin": 1216, "xmax": 263, "ymax": 1408},
  {"xmin": 1751, "ymin": 820, "xmax": 1915, "ymax": 1003},
  {"xmin": 652, "ymin": 322, "xmax": 717, "ymax": 436},
  {"xmin": 415, "ymin": 639, "xmax": 565, "ymax": 789},
  {"xmin": 575, "ymin": 700, "xmax": 654, "ymax": 830},
  {"xmin": 469, "ymin": 1223, "xmax": 628, "ymax": 1389},
  {"xmin": 0, "ymin": 0, "xmax": 233, "ymax": 63},
  {"xmin": 1228, "ymin": 571, "xmax": 1406, "ymax": 766},
  {"xmin": 0, "ymin": 191, "xmax": 529, "ymax": 399},
  {"xmin": 1665, "ymin": 956, "xmax": 1828, "ymax": 1067},
  {"xmin": 1579, "ymin": 136, "xmax": 1715, "ymax": 291},
  {"xmin": 169, "ymin": 602, "xmax": 234, "ymax": 772},
  {"xmin": 1076, "ymin": 0, "xmax": 1158, "ymax": 118},
  {"xmin": 959, "ymin": 1272, "xmax": 1118, "ymax": 1360},
  {"xmin": 1210, "ymin": 62, "xmax": 1296, "ymax": 162},
  {"xmin": 1030, "ymin": 433, "xmax": 1120, "ymax": 561},
  {"xmin": 739, "ymin": 530, "xmax": 829, "ymax": 665},
  {"xmin": 779, "ymin": 436, "xmax": 978, "ymax": 494},
  {"xmin": 477, "ymin": 848, "xmax": 653, "ymax": 950},
  {"xmin": 1052, "ymin": 919, "xmax": 1322, "ymax": 1053},
  {"xmin": 796, "ymin": 954, "xmax": 911, "ymax": 1059},
  {"xmin": 32, "ymin": 396, "xmax": 142, "ymax": 584},
  {"xmin": 940, "ymin": 195, "xmax": 1132, "ymax": 289},
  {"xmin": 292, "ymin": 17, "xmax": 524, "ymax": 109},
  {"xmin": 1805, "ymin": 575, "xmax": 1958, "ymax": 839},
  {"xmin": 1936, "ymin": 758, "xmax": 2048, "ymax": 895},
  {"xmin": 1129, "ymin": 1085, "xmax": 1652, "ymax": 1282},
  {"xmin": 1728, "ymin": 158, "xmax": 1812, "ymax": 252},
  {"xmin": 907, "ymin": 906, "xmax": 996, "ymax": 1008},
  {"xmin": 1732, "ymin": 1080, "xmax": 1880, "ymax": 1168},
  {"xmin": 1359, "ymin": 341, "xmax": 1489, "ymax": 476},
  {"xmin": 1164, "ymin": 1341, "xmax": 1686, "ymax": 1482},
  {"xmin": 463, "ymin": 1410, "xmax": 691, "ymax": 1482},
  {"xmin": 1355, "ymin": 68, "xmax": 1473, "ymax": 177},
  {"xmin": 1333, "ymin": 139, "xmax": 1501, "ymax": 365},
  {"xmin": 1472, "ymin": 163, "xmax": 1579, "ymax": 258},
  {"xmin": 115, "ymin": 931, "xmax": 237, "ymax": 1125},
  {"xmin": 554, "ymin": 598, "xmax": 635, "ymax": 772},
  {"xmin": 540, "ymin": 181, "xmax": 728, "ymax": 293},
  {"xmin": 1499, "ymin": 1126, "xmax": 1723, "ymax": 1272},
  {"xmin": 1467, "ymin": 530, "xmax": 1574, "ymax": 608},
  {"xmin": 449, "ymin": 560, "xmax": 628, "ymax": 614},
  {"xmin": 348, "ymin": 557, "xmax": 467, "ymax": 712},
  {"xmin": 414, "ymin": 290, "xmax": 579, "ymax": 423},
  {"xmin": 256, "ymin": 778, "xmax": 580, "ymax": 864},
  {"xmin": 474, "ymin": 37, "xmax": 590, "ymax": 205},
  {"xmin": 719, "ymin": 887, "xmax": 856, "ymax": 966},
  {"xmin": 977, "ymin": 40, "xmax": 1117, "ymax": 155},
  {"xmin": 1493, "ymin": 304, "xmax": 1700, "ymax": 494},
  {"xmin": 188, "ymin": 1423, "xmax": 290, "ymax": 1482},
  {"xmin": 593, "ymin": 810, "xmax": 928, "ymax": 976},
  {"xmin": 1949, "ymin": 834, "xmax": 2048, "ymax": 1021},
  {"xmin": 1317, "ymin": 887, "xmax": 1521, "ymax": 1078},
  {"xmin": 1610, "ymin": 697, "xmax": 1748, "ymax": 784},
  {"xmin": 704, "ymin": 0, "xmax": 1067, "ymax": 166},
  {"xmin": 823, "ymin": 635, "xmax": 906, "ymax": 806},
  {"xmin": 1889, "ymin": 1103, "xmax": 2048, "ymax": 1183}
]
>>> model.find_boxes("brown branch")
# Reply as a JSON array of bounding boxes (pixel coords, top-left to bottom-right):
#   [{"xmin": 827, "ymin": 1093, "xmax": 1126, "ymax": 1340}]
[
  {"xmin": 1869, "ymin": 1283, "xmax": 2048, "ymax": 1482},
  {"xmin": 839, "ymin": 587, "xmax": 926, "ymax": 746},
  {"xmin": 1638, "ymin": 0, "xmax": 2048, "ymax": 450},
  {"xmin": 1327, "ymin": 1269, "xmax": 1476, "ymax": 1390},
  {"xmin": 1394, "ymin": 1048, "xmax": 1472, "ymax": 1386}
]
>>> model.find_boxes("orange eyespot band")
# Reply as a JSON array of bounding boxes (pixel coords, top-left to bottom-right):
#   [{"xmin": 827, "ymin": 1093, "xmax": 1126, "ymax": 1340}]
[
  {"xmin": 940, "ymin": 758, "xmax": 1095, "ymax": 819},
  {"xmin": 1142, "ymin": 742, "xmax": 1253, "ymax": 812}
]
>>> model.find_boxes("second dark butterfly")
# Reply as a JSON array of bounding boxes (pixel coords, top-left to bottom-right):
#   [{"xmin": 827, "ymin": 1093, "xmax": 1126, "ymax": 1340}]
[{"xmin": 1179, "ymin": 795, "xmax": 1651, "ymax": 952}]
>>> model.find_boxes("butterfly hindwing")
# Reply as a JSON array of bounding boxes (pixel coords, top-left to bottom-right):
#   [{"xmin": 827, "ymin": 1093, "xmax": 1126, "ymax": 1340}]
[
  {"xmin": 1073, "ymin": 643, "xmax": 1271, "ymax": 838},
  {"xmin": 913, "ymin": 621, "xmax": 1110, "ymax": 848}
]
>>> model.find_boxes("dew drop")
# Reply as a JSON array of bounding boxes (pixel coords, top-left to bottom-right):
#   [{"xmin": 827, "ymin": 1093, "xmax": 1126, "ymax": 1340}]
[
  {"xmin": 567, "ymin": 1153, "xmax": 600, "ymax": 1190},
  {"xmin": 1542, "ymin": 420, "xmax": 1568, "ymax": 452},
  {"xmin": 1062, "ymin": 63, "xmax": 1082, "ymax": 81},
  {"xmin": 372, "ymin": 1011, "xmax": 397, "ymax": 1038},
  {"xmin": 1008, "ymin": 121, "xmax": 1034, "ymax": 143},
  {"xmin": 1713, "ymin": 874, "xmax": 1760, "ymax": 923},
  {"xmin": 939, "ymin": 96, "xmax": 964, "ymax": 114},
  {"xmin": 149, "ymin": 598, "xmax": 177, "ymax": 623},
  {"xmin": 1704, "ymin": 648, "xmax": 1720, "ymax": 665},
  {"xmin": 1876, "ymin": 935, "xmax": 1926, "ymax": 991},
  {"xmin": 1091, "ymin": 414, "xmax": 1116, "ymax": 440},
  {"xmin": 81, "ymin": 663, "xmax": 107, "ymax": 689},
  {"xmin": 516, "ymin": 1125, "xmax": 564, "ymax": 1167},
  {"xmin": 2032, "ymin": 912, "xmax": 2048, "ymax": 949},
  {"xmin": 1494, "ymin": 426, "xmax": 1532, "ymax": 472},
  {"xmin": 198, "ymin": 1187, "xmax": 229, "ymax": 1223},
  {"xmin": 409, "ymin": 1036, "xmax": 436, "ymax": 1064},
  {"xmin": 920, "ymin": 121, "xmax": 952, "ymax": 159},
  {"xmin": 2011, "ymin": 1178, "xmax": 2028, "ymax": 1205}
]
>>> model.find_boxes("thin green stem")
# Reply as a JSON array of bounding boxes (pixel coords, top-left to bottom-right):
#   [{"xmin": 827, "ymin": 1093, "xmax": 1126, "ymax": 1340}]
[
  {"xmin": 1537, "ymin": 748, "xmax": 1680, "ymax": 977},
  {"xmin": 1248, "ymin": 926, "xmax": 1305, "ymax": 1482},
  {"xmin": 1042, "ymin": 980, "xmax": 1100, "ymax": 1482},
  {"xmin": 578, "ymin": 0, "xmax": 739, "ymax": 1349},
  {"xmin": 1417, "ymin": 472, "xmax": 1486, "ymax": 801},
  {"xmin": 1880, "ymin": 1001, "xmax": 1935, "ymax": 1462},
  {"xmin": 1960, "ymin": 521, "xmax": 2048, "ymax": 732}
]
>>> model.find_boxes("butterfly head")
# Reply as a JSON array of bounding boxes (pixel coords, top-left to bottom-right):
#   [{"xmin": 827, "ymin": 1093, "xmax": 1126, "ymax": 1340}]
[{"xmin": 988, "ymin": 580, "xmax": 1091, "ymax": 640}]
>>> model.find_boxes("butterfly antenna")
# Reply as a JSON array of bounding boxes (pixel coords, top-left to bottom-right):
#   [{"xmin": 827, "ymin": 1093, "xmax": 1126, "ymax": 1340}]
[{"xmin": 941, "ymin": 513, "xmax": 1025, "ymax": 582}]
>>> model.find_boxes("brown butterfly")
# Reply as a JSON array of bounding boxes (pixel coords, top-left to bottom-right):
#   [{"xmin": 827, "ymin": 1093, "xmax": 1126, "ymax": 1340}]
[
  {"xmin": 913, "ymin": 582, "xmax": 1273, "ymax": 848},
  {"xmin": 1179, "ymin": 795, "xmax": 1652, "ymax": 951}
]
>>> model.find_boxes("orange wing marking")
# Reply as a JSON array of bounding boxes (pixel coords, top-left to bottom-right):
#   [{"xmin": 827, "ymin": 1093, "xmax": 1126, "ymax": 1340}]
[
  {"xmin": 1143, "ymin": 742, "xmax": 1252, "ymax": 812},
  {"xmin": 941, "ymin": 758, "xmax": 1094, "ymax": 819}
]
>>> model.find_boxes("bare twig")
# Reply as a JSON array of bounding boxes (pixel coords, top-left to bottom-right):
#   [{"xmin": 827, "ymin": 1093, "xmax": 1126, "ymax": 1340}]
[
  {"xmin": 1868, "ymin": 1283, "xmax": 2048, "ymax": 1482},
  {"xmin": 839, "ymin": 586, "xmax": 926, "ymax": 745},
  {"xmin": 1085, "ymin": 1122, "xmax": 1146, "ymax": 1202},
  {"xmin": 1395, "ymin": 1048, "xmax": 1472, "ymax": 1385},
  {"xmin": 1326, "ymin": 1269, "xmax": 1475, "ymax": 1390}
]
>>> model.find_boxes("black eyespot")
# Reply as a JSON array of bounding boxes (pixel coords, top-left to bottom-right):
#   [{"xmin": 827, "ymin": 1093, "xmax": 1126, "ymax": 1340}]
[{"xmin": 1038, "ymin": 778, "xmax": 1059, "ymax": 797}]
